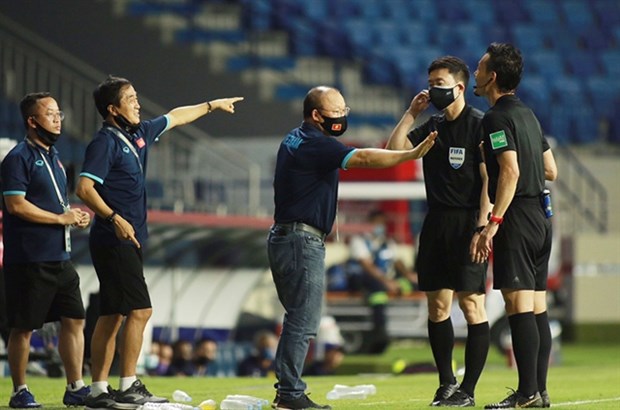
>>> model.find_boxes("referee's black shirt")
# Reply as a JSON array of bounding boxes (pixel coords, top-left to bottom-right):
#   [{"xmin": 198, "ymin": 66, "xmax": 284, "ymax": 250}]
[
  {"xmin": 408, "ymin": 105, "xmax": 484, "ymax": 210},
  {"xmin": 480, "ymin": 95, "xmax": 550, "ymax": 203}
]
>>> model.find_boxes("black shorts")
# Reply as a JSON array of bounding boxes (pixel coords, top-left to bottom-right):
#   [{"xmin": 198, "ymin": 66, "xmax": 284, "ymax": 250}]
[
  {"xmin": 4, "ymin": 261, "xmax": 85, "ymax": 330},
  {"xmin": 492, "ymin": 197, "xmax": 552, "ymax": 291},
  {"xmin": 90, "ymin": 244, "xmax": 151, "ymax": 315},
  {"xmin": 416, "ymin": 208, "xmax": 487, "ymax": 293}
]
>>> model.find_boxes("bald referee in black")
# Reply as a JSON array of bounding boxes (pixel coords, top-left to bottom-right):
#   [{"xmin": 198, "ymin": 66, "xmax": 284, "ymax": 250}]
[{"xmin": 472, "ymin": 43, "xmax": 558, "ymax": 409}]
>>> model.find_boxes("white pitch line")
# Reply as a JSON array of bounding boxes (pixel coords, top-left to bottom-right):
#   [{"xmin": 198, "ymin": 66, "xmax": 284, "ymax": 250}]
[
  {"xmin": 359, "ymin": 398, "xmax": 426, "ymax": 406},
  {"xmin": 552, "ymin": 397, "xmax": 620, "ymax": 407}
]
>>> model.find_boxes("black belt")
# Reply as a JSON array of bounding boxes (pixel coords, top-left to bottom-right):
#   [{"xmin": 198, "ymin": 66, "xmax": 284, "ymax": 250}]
[{"xmin": 271, "ymin": 222, "xmax": 327, "ymax": 241}]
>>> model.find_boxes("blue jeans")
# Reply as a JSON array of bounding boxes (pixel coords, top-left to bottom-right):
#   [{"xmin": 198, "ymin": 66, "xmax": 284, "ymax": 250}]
[{"xmin": 267, "ymin": 228, "xmax": 326, "ymax": 399}]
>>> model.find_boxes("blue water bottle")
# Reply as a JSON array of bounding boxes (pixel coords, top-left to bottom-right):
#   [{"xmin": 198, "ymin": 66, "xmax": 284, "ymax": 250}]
[{"xmin": 542, "ymin": 189, "xmax": 553, "ymax": 218}]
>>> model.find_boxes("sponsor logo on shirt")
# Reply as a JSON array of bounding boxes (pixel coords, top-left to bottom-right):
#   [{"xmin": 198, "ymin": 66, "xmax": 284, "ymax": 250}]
[
  {"xmin": 490, "ymin": 130, "xmax": 508, "ymax": 150},
  {"xmin": 123, "ymin": 146, "xmax": 131, "ymax": 154},
  {"xmin": 449, "ymin": 147, "xmax": 465, "ymax": 169},
  {"xmin": 35, "ymin": 160, "xmax": 44, "ymax": 167}
]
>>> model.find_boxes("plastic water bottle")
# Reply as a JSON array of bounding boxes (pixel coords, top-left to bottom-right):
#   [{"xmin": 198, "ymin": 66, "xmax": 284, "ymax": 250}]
[
  {"xmin": 226, "ymin": 395, "xmax": 269, "ymax": 408},
  {"xmin": 334, "ymin": 384, "xmax": 376, "ymax": 395},
  {"xmin": 198, "ymin": 399, "xmax": 217, "ymax": 410},
  {"xmin": 172, "ymin": 390, "xmax": 192, "ymax": 402},
  {"xmin": 219, "ymin": 398, "xmax": 253, "ymax": 410},
  {"xmin": 327, "ymin": 384, "xmax": 377, "ymax": 400},
  {"xmin": 542, "ymin": 189, "xmax": 553, "ymax": 218}
]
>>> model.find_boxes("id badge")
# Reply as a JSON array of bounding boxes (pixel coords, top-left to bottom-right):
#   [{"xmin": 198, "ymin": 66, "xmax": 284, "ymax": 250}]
[{"xmin": 63, "ymin": 204, "xmax": 72, "ymax": 252}]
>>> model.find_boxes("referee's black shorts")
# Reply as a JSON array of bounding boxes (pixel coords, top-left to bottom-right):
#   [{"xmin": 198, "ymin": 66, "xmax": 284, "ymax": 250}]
[
  {"xmin": 90, "ymin": 244, "xmax": 152, "ymax": 315},
  {"xmin": 4, "ymin": 260, "xmax": 85, "ymax": 330},
  {"xmin": 492, "ymin": 197, "xmax": 552, "ymax": 291},
  {"xmin": 416, "ymin": 208, "xmax": 487, "ymax": 293}
]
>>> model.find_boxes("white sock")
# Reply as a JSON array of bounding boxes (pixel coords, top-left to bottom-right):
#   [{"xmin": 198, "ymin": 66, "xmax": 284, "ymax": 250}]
[
  {"xmin": 67, "ymin": 380, "xmax": 85, "ymax": 391},
  {"xmin": 120, "ymin": 376, "xmax": 137, "ymax": 391},
  {"xmin": 12, "ymin": 385, "xmax": 28, "ymax": 396},
  {"xmin": 91, "ymin": 381, "xmax": 109, "ymax": 397}
]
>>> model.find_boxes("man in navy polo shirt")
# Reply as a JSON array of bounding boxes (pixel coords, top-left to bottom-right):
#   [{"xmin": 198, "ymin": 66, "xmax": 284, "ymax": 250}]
[
  {"xmin": 269, "ymin": 86, "xmax": 437, "ymax": 410},
  {"xmin": 1, "ymin": 92, "xmax": 91, "ymax": 408},
  {"xmin": 76, "ymin": 76, "xmax": 243, "ymax": 409}
]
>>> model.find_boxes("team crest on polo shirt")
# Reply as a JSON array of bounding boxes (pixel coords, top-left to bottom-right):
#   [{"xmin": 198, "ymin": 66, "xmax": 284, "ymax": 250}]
[{"xmin": 449, "ymin": 147, "xmax": 465, "ymax": 169}]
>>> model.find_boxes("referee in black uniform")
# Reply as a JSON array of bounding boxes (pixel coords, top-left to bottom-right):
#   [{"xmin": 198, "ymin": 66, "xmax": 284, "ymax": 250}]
[
  {"xmin": 472, "ymin": 43, "xmax": 558, "ymax": 409},
  {"xmin": 387, "ymin": 56, "xmax": 492, "ymax": 407}
]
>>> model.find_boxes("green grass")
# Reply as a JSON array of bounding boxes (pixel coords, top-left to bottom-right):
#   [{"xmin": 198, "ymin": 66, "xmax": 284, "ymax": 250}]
[{"xmin": 0, "ymin": 342, "xmax": 618, "ymax": 409}]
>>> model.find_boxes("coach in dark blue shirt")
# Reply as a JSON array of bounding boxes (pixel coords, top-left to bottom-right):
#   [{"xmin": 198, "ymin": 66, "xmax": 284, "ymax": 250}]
[
  {"xmin": 269, "ymin": 86, "xmax": 437, "ymax": 410},
  {"xmin": 76, "ymin": 76, "xmax": 243, "ymax": 409},
  {"xmin": 1, "ymin": 92, "xmax": 91, "ymax": 408}
]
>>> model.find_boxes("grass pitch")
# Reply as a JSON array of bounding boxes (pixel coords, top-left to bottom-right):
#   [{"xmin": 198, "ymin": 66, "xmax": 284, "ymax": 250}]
[{"xmin": 0, "ymin": 342, "xmax": 618, "ymax": 409}]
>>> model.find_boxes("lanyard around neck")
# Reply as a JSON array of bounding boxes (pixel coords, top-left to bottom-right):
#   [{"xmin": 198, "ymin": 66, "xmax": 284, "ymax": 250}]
[
  {"xmin": 106, "ymin": 126, "xmax": 143, "ymax": 173},
  {"xmin": 25, "ymin": 137, "xmax": 67, "ymax": 208}
]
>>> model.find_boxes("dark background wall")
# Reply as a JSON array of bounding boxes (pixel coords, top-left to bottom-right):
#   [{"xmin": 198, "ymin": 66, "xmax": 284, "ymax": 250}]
[{"xmin": 0, "ymin": 0, "xmax": 299, "ymax": 137}]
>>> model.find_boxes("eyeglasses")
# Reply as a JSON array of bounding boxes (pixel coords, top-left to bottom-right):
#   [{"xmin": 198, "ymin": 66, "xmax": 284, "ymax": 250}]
[
  {"xmin": 318, "ymin": 106, "xmax": 350, "ymax": 117},
  {"xmin": 33, "ymin": 111, "xmax": 65, "ymax": 121}
]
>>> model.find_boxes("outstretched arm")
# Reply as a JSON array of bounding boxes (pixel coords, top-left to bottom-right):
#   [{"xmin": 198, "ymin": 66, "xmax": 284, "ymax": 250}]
[
  {"xmin": 347, "ymin": 131, "xmax": 437, "ymax": 168},
  {"xmin": 166, "ymin": 97, "xmax": 244, "ymax": 130}
]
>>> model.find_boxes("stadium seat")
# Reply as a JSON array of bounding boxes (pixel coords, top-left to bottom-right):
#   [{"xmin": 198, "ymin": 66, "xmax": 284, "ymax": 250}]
[
  {"xmin": 565, "ymin": 51, "xmax": 601, "ymax": 78},
  {"xmin": 240, "ymin": 0, "xmax": 272, "ymax": 31},
  {"xmin": 511, "ymin": 24, "xmax": 548, "ymax": 54},
  {"xmin": 527, "ymin": 51, "xmax": 566, "ymax": 81},
  {"xmin": 585, "ymin": 76, "xmax": 620, "ymax": 118},
  {"xmin": 462, "ymin": 0, "xmax": 495, "ymax": 25},
  {"xmin": 493, "ymin": 1, "xmax": 528, "ymax": 24},
  {"xmin": 600, "ymin": 51, "xmax": 620, "ymax": 77},
  {"xmin": 559, "ymin": 0, "xmax": 595, "ymax": 29},
  {"xmin": 523, "ymin": 0, "xmax": 560, "ymax": 24},
  {"xmin": 592, "ymin": 0, "xmax": 620, "ymax": 28},
  {"xmin": 518, "ymin": 75, "xmax": 551, "ymax": 131}
]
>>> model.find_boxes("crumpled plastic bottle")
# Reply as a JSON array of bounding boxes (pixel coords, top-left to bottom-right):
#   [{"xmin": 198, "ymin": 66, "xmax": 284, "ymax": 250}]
[
  {"xmin": 172, "ymin": 390, "xmax": 192, "ymax": 402},
  {"xmin": 326, "ymin": 384, "xmax": 377, "ymax": 400}
]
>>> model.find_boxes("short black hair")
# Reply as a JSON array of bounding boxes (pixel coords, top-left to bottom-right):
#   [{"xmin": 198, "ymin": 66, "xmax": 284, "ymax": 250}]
[
  {"xmin": 303, "ymin": 87, "xmax": 324, "ymax": 118},
  {"xmin": 485, "ymin": 43, "xmax": 523, "ymax": 92},
  {"xmin": 93, "ymin": 75, "xmax": 132, "ymax": 119},
  {"xmin": 428, "ymin": 56, "xmax": 470, "ymax": 88},
  {"xmin": 19, "ymin": 92, "xmax": 51, "ymax": 129}
]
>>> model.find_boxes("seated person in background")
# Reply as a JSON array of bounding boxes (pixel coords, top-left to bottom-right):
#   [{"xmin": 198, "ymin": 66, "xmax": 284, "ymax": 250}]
[
  {"xmin": 152, "ymin": 342, "xmax": 173, "ymax": 376},
  {"xmin": 304, "ymin": 343, "xmax": 345, "ymax": 376},
  {"xmin": 165, "ymin": 340, "xmax": 194, "ymax": 376},
  {"xmin": 237, "ymin": 330, "xmax": 278, "ymax": 377},
  {"xmin": 347, "ymin": 210, "xmax": 418, "ymax": 354},
  {"xmin": 193, "ymin": 338, "xmax": 218, "ymax": 376}
]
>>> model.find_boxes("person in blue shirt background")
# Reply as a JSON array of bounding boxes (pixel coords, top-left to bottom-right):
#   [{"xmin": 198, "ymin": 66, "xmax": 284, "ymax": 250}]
[
  {"xmin": 76, "ymin": 76, "xmax": 243, "ymax": 409},
  {"xmin": 268, "ymin": 85, "xmax": 437, "ymax": 410},
  {"xmin": 1, "ymin": 92, "xmax": 91, "ymax": 408}
]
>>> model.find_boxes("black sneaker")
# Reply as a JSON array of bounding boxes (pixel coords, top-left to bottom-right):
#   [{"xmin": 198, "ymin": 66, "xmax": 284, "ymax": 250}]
[
  {"xmin": 539, "ymin": 390, "xmax": 551, "ymax": 408},
  {"xmin": 484, "ymin": 389, "xmax": 543, "ymax": 409},
  {"xmin": 85, "ymin": 387, "xmax": 124, "ymax": 410},
  {"xmin": 114, "ymin": 379, "xmax": 168, "ymax": 408},
  {"xmin": 431, "ymin": 383, "xmax": 460, "ymax": 406},
  {"xmin": 439, "ymin": 389, "xmax": 475, "ymax": 407},
  {"xmin": 273, "ymin": 393, "xmax": 331, "ymax": 410}
]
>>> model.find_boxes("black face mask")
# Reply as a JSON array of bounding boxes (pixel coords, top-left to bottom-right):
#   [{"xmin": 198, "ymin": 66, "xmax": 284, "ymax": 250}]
[
  {"xmin": 321, "ymin": 115, "xmax": 348, "ymax": 137},
  {"xmin": 193, "ymin": 357, "xmax": 212, "ymax": 366},
  {"xmin": 429, "ymin": 85, "xmax": 458, "ymax": 111},
  {"xmin": 115, "ymin": 113, "xmax": 140, "ymax": 134},
  {"xmin": 33, "ymin": 120, "xmax": 60, "ymax": 146}
]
